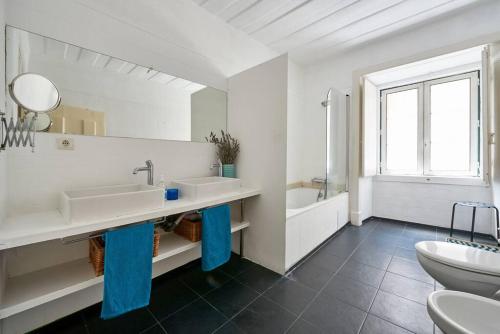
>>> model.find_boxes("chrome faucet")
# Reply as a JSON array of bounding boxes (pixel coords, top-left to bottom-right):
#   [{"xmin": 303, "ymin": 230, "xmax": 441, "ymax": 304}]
[
  {"xmin": 133, "ymin": 160, "xmax": 154, "ymax": 185},
  {"xmin": 312, "ymin": 177, "xmax": 327, "ymax": 201}
]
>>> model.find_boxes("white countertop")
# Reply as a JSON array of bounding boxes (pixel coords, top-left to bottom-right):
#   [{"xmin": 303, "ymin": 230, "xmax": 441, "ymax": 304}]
[{"xmin": 0, "ymin": 187, "xmax": 260, "ymax": 250}]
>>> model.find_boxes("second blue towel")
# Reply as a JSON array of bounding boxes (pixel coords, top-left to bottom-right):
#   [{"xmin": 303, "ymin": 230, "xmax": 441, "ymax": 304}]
[
  {"xmin": 101, "ymin": 222, "xmax": 154, "ymax": 319},
  {"xmin": 201, "ymin": 204, "xmax": 231, "ymax": 271}
]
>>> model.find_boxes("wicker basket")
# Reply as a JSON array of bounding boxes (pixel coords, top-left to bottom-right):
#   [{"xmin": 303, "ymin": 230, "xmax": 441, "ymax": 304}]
[
  {"xmin": 175, "ymin": 218, "xmax": 202, "ymax": 242},
  {"xmin": 89, "ymin": 230, "xmax": 160, "ymax": 276}
]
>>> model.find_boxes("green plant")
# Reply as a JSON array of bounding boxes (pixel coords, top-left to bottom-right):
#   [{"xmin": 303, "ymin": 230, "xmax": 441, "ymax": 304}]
[{"xmin": 206, "ymin": 130, "xmax": 240, "ymax": 164}]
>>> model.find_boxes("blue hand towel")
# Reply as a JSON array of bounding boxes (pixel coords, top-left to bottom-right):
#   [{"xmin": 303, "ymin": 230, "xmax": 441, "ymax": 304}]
[
  {"xmin": 101, "ymin": 222, "xmax": 154, "ymax": 319},
  {"xmin": 201, "ymin": 204, "xmax": 231, "ymax": 271}
]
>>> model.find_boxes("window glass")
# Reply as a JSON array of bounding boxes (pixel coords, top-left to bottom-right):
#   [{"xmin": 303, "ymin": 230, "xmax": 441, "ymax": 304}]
[
  {"xmin": 429, "ymin": 78, "xmax": 471, "ymax": 172},
  {"xmin": 386, "ymin": 89, "xmax": 419, "ymax": 171}
]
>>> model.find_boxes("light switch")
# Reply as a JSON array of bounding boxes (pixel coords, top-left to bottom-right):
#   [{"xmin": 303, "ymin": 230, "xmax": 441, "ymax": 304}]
[{"xmin": 57, "ymin": 137, "xmax": 74, "ymax": 150}]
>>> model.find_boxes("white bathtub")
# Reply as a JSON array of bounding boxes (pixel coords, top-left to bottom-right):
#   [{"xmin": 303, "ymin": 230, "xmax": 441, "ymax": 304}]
[
  {"xmin": 286, "ymin": 187, "xmax": 349, "ymax": 270},
  {"xmin": 286, "ymin": 187, "xmax": 339, "ymax": 217}
]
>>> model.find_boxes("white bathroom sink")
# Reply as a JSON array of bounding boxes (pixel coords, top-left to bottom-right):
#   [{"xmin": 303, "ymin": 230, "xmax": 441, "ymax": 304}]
[
  {"xmin": 427, "ymin": 290, "xmax": 500, "ymax": 334},
  {"xmin": 172, "ymin": 176, "xmax": 241, "ymax": 200},
  {"xmin": 59, "ymin": 184, "xmax": 164, "ymax": 224}
]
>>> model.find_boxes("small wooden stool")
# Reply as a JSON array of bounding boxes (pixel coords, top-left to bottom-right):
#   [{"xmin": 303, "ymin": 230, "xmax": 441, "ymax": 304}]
[{"xmin": 450, "ymin": 201, "xmax": 499, "ymax": 245}]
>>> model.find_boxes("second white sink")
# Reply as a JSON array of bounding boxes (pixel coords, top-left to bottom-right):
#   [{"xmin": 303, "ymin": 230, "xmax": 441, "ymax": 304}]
[
  {"xmin": 172, "ymin": 176, "xmax": 241, "ymax": 200},
  {"xmin": 59, "ymin": 184, "xmax": 164, "ymax": 224}
]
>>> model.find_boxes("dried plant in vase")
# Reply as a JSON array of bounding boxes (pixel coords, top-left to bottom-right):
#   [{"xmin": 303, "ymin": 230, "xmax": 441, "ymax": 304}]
[{"xmin": 206, "ymin": 130, "xmax": 240, "ymax": 178}]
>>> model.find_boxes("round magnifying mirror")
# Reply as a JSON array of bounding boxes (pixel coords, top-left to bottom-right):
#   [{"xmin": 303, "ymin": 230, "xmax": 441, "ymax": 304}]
[
  {"xmin": 25, "ymin": 113, "xmax": 52, "ymax": 132},
  {"xmin": 9, "ymin": 73, "xmax": 61, "ymax": 113}
]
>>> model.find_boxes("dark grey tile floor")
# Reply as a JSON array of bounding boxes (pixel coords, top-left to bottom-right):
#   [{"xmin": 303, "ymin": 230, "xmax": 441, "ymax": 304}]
[{"xmin": 30, "ymin": 218, "xmax": 497, "ymax": 334}]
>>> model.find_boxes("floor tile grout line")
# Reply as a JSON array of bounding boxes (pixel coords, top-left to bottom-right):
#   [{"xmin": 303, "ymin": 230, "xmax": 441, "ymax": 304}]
[
  {"xmin": 385, "ymin": 262, "xmax": 434, "ymax": 285},
  {"xmin": 178, "ymin": 279, "xmax": 231, "ymax": 320},
  {"xmin": 378, "ymin": 286, "xmax": 434, "ymax": 306},
  {"xmin": 209, "ymin": 293, "xmax": 261, "ymax": 333},
  {"xmin": 382, "ymin": 269, "xmax": 434, "ymax": 287},
  {"xmin": 359, "ymin": 249, "xmax": 393, "ymax": 334},
  {"xmin": 365, "ymin": 306, "xmax": 419, "ymax": 334},
  {"xmin": 219, "ymin": 258, "xmax": 257, "ymax": 279},
  {"xmin": 284, "ymin": 220, "xmax": 383, "ymax": 333},
  {"xmin": 145, "ymin": 308, "xmax": 168, "ymax": 334},
  {"xmin": 210, "ymin": 275, "xmax": 285, "ymax": 333},
  {"xmin": 288, "ymin": 220, "xmax": 428, "ymax": 334},
  {"xmin": 357, "ymin": 313, "xmax": 369, "ymax": 334},
  {"xmin": 173, "ymin": 266, "xmax": 287, "ymax": 333},
  {"xmin": 366, "ymin": 264, "xmax": 390, "ymax": 313},
  {"xmin": 279, "ymin": 272, "xmax": 321, "ymax": 292},
  {"xmin": 152, "ymin": 293, "xmax": 202, "ymax": 323},
  {"xmin": 139, "ymin": 323, "xmax": 162, "ymax": 334},
  {"xmin": 365, "ymin": 261, "xmax": 427, "ymax": 331},
  {"xmin": 295, "ymin": 316, "xmax": 322, "ymax": 331},
  {"xmin": 230, "ymin": 271, "xmax": 320, "ymax": 319},
  {"xmin": 365, "ymin": 222, "xmax": 435, "ymax": 333},
  {"xmin": 258, "ymin": 293, "xmax": 304, "ymax": 318}
]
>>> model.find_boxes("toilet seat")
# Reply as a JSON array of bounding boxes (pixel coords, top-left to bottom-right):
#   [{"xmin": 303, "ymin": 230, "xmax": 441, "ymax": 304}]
[{"xmin": 415, "ymin": 241, "xmax": 500, "ymax": 276}]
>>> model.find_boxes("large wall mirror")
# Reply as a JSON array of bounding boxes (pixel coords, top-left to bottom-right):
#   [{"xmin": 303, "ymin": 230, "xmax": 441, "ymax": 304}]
[{"xmin": 5, "ymin": 26, "xmax": 227, "ymax": 142}]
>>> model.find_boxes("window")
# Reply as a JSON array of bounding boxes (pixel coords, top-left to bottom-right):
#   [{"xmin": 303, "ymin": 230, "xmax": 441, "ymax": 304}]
[{"xmin": 380, "ymin": 71, "xmax": 480, "ymax": 177}]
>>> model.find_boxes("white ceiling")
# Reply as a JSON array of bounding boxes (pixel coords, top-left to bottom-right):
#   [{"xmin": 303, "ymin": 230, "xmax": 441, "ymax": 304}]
[{"xmin": 192, "ymin": 0, "xmax": 479, "ymax": 64}]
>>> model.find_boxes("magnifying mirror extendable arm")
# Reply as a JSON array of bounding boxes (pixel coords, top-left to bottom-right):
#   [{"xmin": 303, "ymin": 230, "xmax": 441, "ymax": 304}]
[{"xmin": 0, "ymin": 111, "xmax": 37, "ymax": 152}]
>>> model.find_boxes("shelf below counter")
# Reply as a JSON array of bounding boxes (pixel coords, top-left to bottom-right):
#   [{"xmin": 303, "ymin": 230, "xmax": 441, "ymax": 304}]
[
  {"xmin": 0, "ymin": 187, "xmax": 259, "ymax": 250},
  {"xmin": 0, "ymin": 220, "xmax": 250, "ymax": 319}
]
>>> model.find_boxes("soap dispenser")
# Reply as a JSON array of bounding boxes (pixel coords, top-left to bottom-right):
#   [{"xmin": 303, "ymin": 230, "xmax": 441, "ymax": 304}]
[
  {"xmin": 157, "ymin": 174, "xmax": 168, "ymax": 200},
  {"xmin": 157, "ymin": 174, "xmax": 166, "ymax": 189}
]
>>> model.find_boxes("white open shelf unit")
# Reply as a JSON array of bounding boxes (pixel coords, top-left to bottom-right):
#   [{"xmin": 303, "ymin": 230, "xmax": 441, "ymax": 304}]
[
  {"xmin": 0, "ymin": 220, "xmax": 250, "ymax": 319},
  {"xmin": 0, "ymin": 187, "xmax": 260, "ymax": 250}
]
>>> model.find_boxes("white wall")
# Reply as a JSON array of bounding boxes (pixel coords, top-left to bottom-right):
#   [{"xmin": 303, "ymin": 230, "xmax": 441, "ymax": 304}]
[
  {"xmin": 6, "ymin": 134, "xmax": 216, "ymax": 215},
  {"xmin": 0, "ymin": 0, "xmax": 7, "ymax": 224},
  {"xmin": 228, "ymin": 55, "xmax": 288, "ymax": 274},
  {"xmin": 286, "ymin": 60, "xmax": 305, "ymax": 184},
  {"xmin": 373, "ymin": 181, "xmax": 493, "ymax": 233},
  {"xmin": 304, "ymin": 0, "xmax": 500, "ymax": 229},
  {"xmin": 3, "ymin": 0, "xmax": 277, "ymax": 216},
  {"xmin": 5, "ymin": 0, "xmax": 277, "ymax": 90}
]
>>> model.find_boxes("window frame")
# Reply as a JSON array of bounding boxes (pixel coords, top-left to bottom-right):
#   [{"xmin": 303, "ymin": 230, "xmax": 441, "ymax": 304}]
[
  {"xmin": 379, "ymin": 71, "xmax": 480, "ymax": 178},
  {"xmin": 380, "ymin": 83, "xmax": 424, "ymax": 175},
  {"xmin": 422, "ymin": 72, "xmax": 479, "ymax": 176}
]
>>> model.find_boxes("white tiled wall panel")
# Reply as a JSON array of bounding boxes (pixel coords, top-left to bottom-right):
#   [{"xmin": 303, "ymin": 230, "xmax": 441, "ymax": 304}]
[{"xmin": 373, "ymin": 180, "xmax": 494, "ymax": 234}]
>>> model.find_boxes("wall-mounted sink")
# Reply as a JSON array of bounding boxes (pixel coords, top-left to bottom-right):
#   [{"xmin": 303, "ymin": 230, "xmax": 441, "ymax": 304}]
[
  {"xmin": 59, "ymin": 184, "xmax": 164, "ymax": 224},
  {"xmin": 172, "ymin": 176, "xmax": 241, "ymax": 200},
  {"xmin": 427, "ymin": 290, "xmax": 500, "ymax": 334}
]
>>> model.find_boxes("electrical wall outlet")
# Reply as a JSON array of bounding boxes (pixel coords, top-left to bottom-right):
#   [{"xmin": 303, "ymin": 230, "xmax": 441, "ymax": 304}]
[{"xmin": 57, "ymin": 137, "xmax": 74, "ymax": 150}]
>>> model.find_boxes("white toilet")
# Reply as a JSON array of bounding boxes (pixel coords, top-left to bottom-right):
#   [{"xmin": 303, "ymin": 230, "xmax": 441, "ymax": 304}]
[{"xmin": 416, "ymin": 241, "xmax": 500, "ymax": 299}]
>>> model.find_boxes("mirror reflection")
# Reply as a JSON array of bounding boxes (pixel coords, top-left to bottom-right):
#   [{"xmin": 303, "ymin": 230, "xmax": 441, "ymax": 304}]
[
  {"xmin": 5, "ymin": 26, "xmax": 227, "ymax": 142},
  {"xmin": 9, "ymin": 73, "xmax": 61, "ymax": 113}
]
